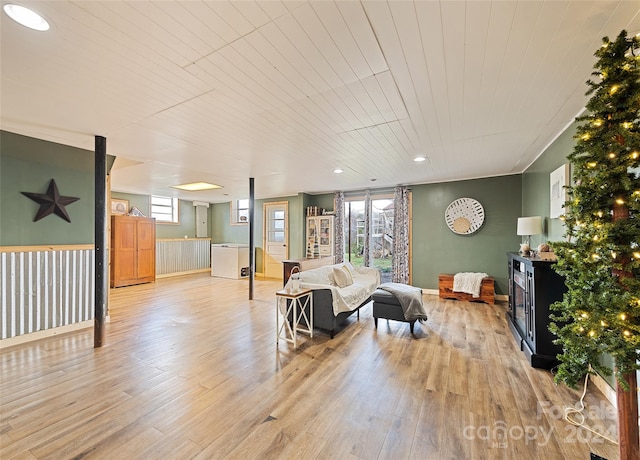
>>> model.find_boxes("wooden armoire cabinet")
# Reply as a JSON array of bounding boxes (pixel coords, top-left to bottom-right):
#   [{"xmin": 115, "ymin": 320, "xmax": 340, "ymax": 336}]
[{"xmin": 110, "ymin": 215, "xmax": 156, "ymax": 287}]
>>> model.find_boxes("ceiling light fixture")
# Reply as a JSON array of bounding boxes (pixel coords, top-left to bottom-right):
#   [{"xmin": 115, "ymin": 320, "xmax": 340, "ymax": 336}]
[
  {"xmin": 171, "ymin": 182, "xmax": 222, "ymax": 191},
  {"xmin": 3, "ymin": 4, "xmax": 49, "ymax": 31},
  {"xmin": 333, "ymin": 168, "xmax": 343, "ymax": 174},
  {"xmin": 414, "ymin": 156, "xmax": 426, "ymax": 162}
]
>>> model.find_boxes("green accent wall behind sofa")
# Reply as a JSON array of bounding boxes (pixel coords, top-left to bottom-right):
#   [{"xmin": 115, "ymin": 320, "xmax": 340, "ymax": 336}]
[
  {"xmin": 1, "ymin": 131, "xmax": 95, "ymax": 246},
  {"xmin": 285, "ymin": 183, "xmax": 521, "ymax": 295},
  {"xmin": 410, "ymin": 175, "xmax": 522, "ymax": 295}
]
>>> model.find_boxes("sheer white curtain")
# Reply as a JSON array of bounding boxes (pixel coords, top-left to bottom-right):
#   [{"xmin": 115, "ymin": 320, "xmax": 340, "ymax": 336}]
[
  {"xmin": 392, "ymin": 186, "xmax": 410, "ymax": 283},
  {"xmin": 333, "ymin": 191, "xmax": 344, "ymax": 263}
]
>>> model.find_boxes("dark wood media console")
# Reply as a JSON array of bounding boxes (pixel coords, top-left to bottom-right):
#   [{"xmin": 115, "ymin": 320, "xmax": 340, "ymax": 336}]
[{"xmin": 507, "ymin": 252, "xmax": 567, "ymax": 369}]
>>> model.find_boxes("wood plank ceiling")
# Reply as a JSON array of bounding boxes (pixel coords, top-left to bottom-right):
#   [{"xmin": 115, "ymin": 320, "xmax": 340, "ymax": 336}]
[{"xmin": 1, "ymin": 1, "xmax": 639, "ymax": 202}]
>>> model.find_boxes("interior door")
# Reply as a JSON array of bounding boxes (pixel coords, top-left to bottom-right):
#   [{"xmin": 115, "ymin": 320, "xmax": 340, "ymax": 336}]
[{"xmin": 264, "ymin": 202, "xmax": 288, "ymax": 279}]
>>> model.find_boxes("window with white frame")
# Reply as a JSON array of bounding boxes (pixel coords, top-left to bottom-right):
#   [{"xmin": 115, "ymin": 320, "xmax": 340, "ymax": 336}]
[
  {"xmin": 230, "ymin": 198, "xmax": 249, "ymax": 225},
  {"xmin": 151, "ymin": 195, "xmax": 179, "ymax": 223},
  {"xmin": 343, "ymin": 192, "xmax": 394, "ymax": 283}
]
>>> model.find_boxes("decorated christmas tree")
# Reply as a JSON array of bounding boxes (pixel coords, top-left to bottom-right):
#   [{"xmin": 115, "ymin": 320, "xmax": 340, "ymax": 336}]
[{"xmin": 550, "ymin": 30, "xmax": 640, "ymax": 459}]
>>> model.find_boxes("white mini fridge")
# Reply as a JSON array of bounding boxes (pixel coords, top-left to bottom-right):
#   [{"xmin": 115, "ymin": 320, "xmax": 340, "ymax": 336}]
[{"xmin": 211, "ymin": 244, "xmax": 249, "ymax": 279}]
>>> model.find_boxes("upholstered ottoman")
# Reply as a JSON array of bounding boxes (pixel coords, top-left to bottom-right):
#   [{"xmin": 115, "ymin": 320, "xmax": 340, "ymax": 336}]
[{"xmin": 372, "ymin": 288, "xmax": 417, "ymax": 333}]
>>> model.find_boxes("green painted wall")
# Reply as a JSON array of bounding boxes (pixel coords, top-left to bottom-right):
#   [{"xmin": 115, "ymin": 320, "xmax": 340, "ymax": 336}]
[
  {"xmin": 522, "ymin": 122, "xmax": 577, "ymax": 244},
  {"xmin": 287, "ymin": 195, "xmax": 306, "ymax": 260},
  {"xmin": 308, "ymin": 193, "xmax": 335, "ymax": 214},
  {"xmin": 110, "ymin": 192, "xmax": 198, "ymax": 239},
  {"xmin": 300, "ymin": 193, "xmax": 314, "ymax": 256},
  {"xmin": 210, "ymin": 194, "xmax": 305, "ymax": 273},
  {"xmin": 410, "ymin": 175, "xmax": 522, "ymax": 295},
  {"xmin": 303, "ymin": 192, "xmax": 335, "ymax": 256},
  {"xmin": 210, "ymin": 202, "xmax": 250, "ymax": 243},
  {"xmin": 156, "ymin": 200, "xmax": 197, "ymax": 239},
  {"xmin": 110, "ymin": 191, "xmax": 150, "ymax": 217},
  {"xmin": 0, "ymin": 131, "xmax": 95, "ymax": 246}
]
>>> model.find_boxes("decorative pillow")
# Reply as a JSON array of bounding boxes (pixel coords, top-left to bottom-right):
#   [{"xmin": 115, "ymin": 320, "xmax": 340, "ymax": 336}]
[
  {"xmin": 343, "ymin": 261, "xmax": 356, "ymax": 276},
  {"xmin": 333, "ymin": 265, "xmax": 353, "ymax": 288}
]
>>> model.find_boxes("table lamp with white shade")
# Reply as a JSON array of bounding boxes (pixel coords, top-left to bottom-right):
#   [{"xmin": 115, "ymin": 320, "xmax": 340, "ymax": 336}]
[{"xmin": 517, "ymin": 216, "xmax": 542, "ymax": 255}]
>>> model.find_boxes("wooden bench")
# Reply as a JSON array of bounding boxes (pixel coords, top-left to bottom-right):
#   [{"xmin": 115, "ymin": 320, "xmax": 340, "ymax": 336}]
[{"xmin": 438, "ymin": 274, "xmax": 495, "ymax": 305}]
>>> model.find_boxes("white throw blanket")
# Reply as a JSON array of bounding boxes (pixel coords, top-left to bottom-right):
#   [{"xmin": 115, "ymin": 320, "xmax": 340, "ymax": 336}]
[
  {"xmin": 453, "ymin": 272, "xmax": 488, "ymax": 298},
  {"xmin": 280, "ymin": 263, "xmax": 380, "ymax": 316}
]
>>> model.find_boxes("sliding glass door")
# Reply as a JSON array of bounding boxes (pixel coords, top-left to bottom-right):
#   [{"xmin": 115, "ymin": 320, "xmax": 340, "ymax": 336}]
[{"xmin": 343, "ymin": 195, "xmax": 394, "ymax": 283}]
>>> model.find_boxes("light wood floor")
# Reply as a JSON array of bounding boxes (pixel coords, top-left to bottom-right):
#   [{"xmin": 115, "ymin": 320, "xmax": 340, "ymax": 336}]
[{"xmin": 1, "ymin": 273, "xmax": 620, "ymax": 459}]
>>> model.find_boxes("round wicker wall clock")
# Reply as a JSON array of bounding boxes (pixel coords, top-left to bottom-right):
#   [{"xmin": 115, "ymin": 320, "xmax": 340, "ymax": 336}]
[{"xmin": 445, "ymin": 198, "xmax": 485, "ymax": 235}]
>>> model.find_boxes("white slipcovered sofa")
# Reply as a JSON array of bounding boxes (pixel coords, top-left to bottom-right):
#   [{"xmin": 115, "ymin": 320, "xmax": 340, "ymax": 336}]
[{"xmin": 285, "ymin": 262, "xmax": 380, "ymax": 338}]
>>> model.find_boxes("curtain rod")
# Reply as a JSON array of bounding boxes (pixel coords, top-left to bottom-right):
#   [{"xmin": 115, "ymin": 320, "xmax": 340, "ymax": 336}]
[{"xmin": 342, "ymin": 186, "xmax": 401, "ymax": 197}]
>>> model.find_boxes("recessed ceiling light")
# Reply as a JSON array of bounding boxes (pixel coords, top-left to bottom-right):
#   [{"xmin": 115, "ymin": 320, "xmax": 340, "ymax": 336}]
[
  {"xmin": 414, "ymin": 156, "xmax": 427, "ymax": 162},
  {"xmin": 171, "ymin": 182, "xmax": 222, "ymax": 191},
  {"xmin": 333, "ymin": 168, "xmax": 343, "ymax": 174},
  {"xmin": 3, "ymin": 4, "xmax": 50, "ymax": 31}
]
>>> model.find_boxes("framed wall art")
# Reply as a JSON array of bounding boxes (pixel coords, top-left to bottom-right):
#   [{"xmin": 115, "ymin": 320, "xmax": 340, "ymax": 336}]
[
  {"xmin": 444, "ymin": 197, "xmax": 485, "ymax": 235},
  {"xmin": 550, "ymin": 163, "xmax": 570, "ymax": 219},
  {"xmin": 111, "ymin": 198, "xmax": 129, "ymax": 215},
  {"xmin": 129, "ymin": 206, "xmax": 145, "ymax": 217}
]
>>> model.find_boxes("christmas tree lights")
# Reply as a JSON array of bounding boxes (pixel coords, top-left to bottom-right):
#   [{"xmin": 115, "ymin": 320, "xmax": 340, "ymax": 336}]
[{"xmin": 550, "ymin": 30, "xmax": 640, "ymax": 387}]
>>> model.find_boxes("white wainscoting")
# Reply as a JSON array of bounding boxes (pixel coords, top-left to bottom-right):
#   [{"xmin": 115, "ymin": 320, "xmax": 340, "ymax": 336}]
[
  {"xmin": 0, "ymin": 245, "xmax": 95, "ymax": 340},
  {"xmin": 156, "ymin": 238, "xmax": 211, "ymax": 277}
]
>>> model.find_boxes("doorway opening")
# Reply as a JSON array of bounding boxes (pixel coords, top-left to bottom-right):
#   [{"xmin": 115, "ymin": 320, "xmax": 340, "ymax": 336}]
[{"xmin": 343, "ymin": 195, "xmax": 394, "ymax": 283}]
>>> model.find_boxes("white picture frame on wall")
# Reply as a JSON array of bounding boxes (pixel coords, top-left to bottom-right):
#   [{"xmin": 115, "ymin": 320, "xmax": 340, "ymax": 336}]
[
  {"xmin": 111, "ymin": 198, "xmax": 129, "ymax": 215},
  {"xmin": 550, "ymin": 163, "xmax": 570, "ymax": 219}
]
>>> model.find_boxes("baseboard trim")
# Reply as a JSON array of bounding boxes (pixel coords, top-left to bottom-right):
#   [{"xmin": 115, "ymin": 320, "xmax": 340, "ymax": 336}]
[
  {"xmin": 157, "ymin": 268, "xmax": 210, "ymax": 279},
  {"xmin": 0, "ymin": 318, "xmax": 100, "ymax": 349},
  {"xmin": 590, "ymin": 372, "xmax": 616, "ymax": 407},
  {"xmin": 423, "ymin": 288, "xmax": 507, "ymax": 302}
]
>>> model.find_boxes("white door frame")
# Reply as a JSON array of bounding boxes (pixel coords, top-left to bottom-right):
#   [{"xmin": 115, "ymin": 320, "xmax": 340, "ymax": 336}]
[{"xmin": 263, "ymin": 201, "xmax": 289, "ymax": 279}]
